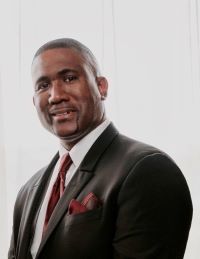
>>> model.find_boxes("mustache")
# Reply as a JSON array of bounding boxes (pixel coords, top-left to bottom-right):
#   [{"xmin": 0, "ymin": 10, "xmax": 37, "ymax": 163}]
[{"xmin": 49, "ymin": 103, "xmax": 77, "ymax": 115}]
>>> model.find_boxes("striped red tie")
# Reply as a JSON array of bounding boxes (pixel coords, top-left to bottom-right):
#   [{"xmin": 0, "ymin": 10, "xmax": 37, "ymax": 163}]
[{"xmin": 43, "ymin": 154, "xmax": 72, "ymax": 233}]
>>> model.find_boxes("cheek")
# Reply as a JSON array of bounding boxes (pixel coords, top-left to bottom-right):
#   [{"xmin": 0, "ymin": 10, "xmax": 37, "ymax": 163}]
[
  {"xmin": 34, "ymin": 100, "xmax": 51, "ymax": 127},
  {"xmin": 34, "ymin": 94, "xmax": 47, "ymax": 112},
  {"xmin": 34, "ymin": 98, "xmax": 52, "ymax": 127},
  {"xmin": 34, "ymin": 100, "xmax": 43, "ymax": 115},
  {"xmin": 80, "ymin": 97, "xmax": 95, "ymax": 116}
]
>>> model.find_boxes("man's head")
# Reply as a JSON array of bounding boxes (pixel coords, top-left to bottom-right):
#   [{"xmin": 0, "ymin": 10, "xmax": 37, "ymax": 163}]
[
  {"xmin": 32, "ymin": 38, "xmax": 108, "ymax": 150},
  {"xmin": 33, "ymin": 38, "xmax": 101, "ymax": 78}
]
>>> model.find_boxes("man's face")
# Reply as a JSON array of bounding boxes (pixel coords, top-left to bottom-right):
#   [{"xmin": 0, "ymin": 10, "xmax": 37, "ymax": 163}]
[{"xmin": 32, "ymin": 48, "xmax": 108, "ymax": 149}]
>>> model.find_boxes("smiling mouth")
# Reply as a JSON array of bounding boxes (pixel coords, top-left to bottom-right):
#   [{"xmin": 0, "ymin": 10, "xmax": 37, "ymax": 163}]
[
  {"xmin": 50, "ymin": 108, "xmax": 77, "ymax": 120},
  {"xmin": 53, "ymin": 111, "xmax": 73, "ymax": 116}
]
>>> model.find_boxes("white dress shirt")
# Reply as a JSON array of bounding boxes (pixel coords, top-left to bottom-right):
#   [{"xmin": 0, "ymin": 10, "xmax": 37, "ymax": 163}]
[{"xmin": 31, "ymin": 119, "xmax": 110, "ymax": 258}]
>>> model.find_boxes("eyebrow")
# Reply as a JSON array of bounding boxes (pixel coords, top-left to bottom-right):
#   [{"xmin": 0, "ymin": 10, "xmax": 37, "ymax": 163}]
[
  {"xmin": 35, "ymin": 68, "xmax": 79, "ymax": 86},
  {"xmin": 57, "ymin": 68, "xmax": 78, "ymax": 77}
]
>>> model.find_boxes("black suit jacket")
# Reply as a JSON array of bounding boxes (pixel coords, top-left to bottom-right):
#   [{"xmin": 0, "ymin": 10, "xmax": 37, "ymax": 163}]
[{"xmin": 8, "ymin": 124, "xmax": 192, "ymax": 259}]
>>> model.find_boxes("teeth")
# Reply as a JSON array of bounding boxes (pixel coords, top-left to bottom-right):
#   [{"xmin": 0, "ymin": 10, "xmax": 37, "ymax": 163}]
[
  {"xmin": 55, "ymin": 111, "xmax": 72, "ymax": 116},
  {"xmin": 57, "ymin": 113, "xmax": 67, "ymax": 116}
]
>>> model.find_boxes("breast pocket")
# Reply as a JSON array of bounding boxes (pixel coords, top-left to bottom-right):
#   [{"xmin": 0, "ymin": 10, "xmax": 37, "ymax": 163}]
[{"xmin": 65, "ymin": 207, "xmax": 103, "ymax": 227}]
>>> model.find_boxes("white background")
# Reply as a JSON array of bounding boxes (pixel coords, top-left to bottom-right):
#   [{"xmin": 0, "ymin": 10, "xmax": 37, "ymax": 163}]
[{"xmin": 0, "ymin": 0, "xmax": 200, "ymax": 258}]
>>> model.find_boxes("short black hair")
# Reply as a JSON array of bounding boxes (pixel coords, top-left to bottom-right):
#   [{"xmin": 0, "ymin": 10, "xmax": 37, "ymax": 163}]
[{"xmin": 33, "ymin": 38, "xmax": 101, "ymax": 76}]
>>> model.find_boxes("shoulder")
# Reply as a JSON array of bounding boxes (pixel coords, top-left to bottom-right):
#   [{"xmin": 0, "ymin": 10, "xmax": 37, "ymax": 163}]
[
  {"xmin": 100, "ymin": 123, "xmax": 167, "ymax": 164},
  {"xmin": 15, "ymin": 152, "xmax": 59, "ymax": 203},
  {"xmin": 99, "ymin": 123, "xmax": 183, "ymax": 181},
  {"xmin": 115, "ymin": 134, "xmax": 192, "ymax": 208},
  {"xmin": 117, "ymin": 133, "xmax": 162, "ymax": 154},
  {"xmin": 14, "ymin": 166, "xmax": 47, "ymax": 209},
  {"xmin": 118, "ymin": 134, "xmax": 186, "ymax": 182},
  {"xmin": 111, "ymin": 132, "xmax": 193, "ymax": 206},
  {"xmin": 111, "ymin": 132, "xmax": 174, "ymax": 168}
]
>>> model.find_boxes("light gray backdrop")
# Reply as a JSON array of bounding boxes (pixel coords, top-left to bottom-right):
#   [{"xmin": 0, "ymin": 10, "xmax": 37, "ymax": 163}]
[{"xmin": 0, "ymin": 0, "xmax": 199, "ymax": 258}]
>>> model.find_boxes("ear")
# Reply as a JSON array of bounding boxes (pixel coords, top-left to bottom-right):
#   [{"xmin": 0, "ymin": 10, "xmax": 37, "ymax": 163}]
[
  {"xmin": 33, "ymin": 96, "xmax": 35, "ymax": 106},
  {"xmin": 96, "ymin": 77, "xmax": 108, "ymax": 100}
]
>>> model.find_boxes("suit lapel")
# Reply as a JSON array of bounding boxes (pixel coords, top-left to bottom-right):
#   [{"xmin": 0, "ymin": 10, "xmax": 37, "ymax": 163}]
[
  {"xmin": 37, "ymin": 168, "xmax": 93, "ymax": 255},
  {"xmin": 16, "ymin": 153, "xmax": 59, "ymax": 259},
  {"xmin": 80, "ymin": 123, "xmax": 118, "ymax": 171},
  {"xmin": 36, "ymin": 123, "xmax": 119, "ymax": 258}
]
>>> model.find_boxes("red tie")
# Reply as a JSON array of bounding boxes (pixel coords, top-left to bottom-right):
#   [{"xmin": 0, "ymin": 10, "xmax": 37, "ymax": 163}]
[{"xmin": 43, "ymin": 153, "xmax": 72, "ymax": 232}]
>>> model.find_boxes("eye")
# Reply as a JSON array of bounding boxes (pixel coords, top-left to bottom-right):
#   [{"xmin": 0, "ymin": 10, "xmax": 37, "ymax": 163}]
[
  {"xmin": 63, "ymin": 75, "xmax": 77, "ymax": 83},
  {"xmin": 35, "ymin": 81, "xmax": 50, "ymax": 92}
]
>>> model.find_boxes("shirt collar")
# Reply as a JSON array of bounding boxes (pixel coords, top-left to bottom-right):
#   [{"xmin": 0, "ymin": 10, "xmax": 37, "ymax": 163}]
[{"xmin": 59, "ymin": 119, "xmax": 110, "ymax": 168}]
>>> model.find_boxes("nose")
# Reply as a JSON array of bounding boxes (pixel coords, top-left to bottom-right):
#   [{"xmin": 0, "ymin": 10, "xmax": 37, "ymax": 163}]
[{"xmin": 48, "ymin": 80, "xmax": 69, "ymax": 104}]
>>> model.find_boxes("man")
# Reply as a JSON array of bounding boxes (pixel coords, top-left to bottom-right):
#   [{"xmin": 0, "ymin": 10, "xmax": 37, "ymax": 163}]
[{"xmin": 8, "ymin": 38, "xmax": 192, "ymax": 259}]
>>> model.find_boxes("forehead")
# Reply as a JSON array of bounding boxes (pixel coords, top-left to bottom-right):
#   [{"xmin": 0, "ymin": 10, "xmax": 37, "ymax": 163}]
[{"xmin": 32, "ymin": 48, "xmax": 85, "ymax": 80}]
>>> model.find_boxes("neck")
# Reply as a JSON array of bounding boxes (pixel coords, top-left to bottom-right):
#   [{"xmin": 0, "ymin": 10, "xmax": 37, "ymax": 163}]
[{"xmin": 60, "ymin": 117, "xmax": 107, "ymax": 150}]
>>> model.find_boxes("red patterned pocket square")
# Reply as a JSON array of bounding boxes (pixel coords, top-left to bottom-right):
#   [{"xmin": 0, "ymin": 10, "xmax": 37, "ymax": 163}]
[{"xmin": 68, "ymin": 192, "xmax": 102, "ymax": 215}]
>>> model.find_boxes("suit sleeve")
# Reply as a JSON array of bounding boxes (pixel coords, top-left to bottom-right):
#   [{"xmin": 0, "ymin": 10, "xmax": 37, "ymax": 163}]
[
  {"xmin": 8, "ymin": 231, "xmax": 16, "ymax": 259},
  {"xmin": 113, "ymin": 153, "xmax": 193, "ymax": 259},
  {"xmin": 8, "ymin": 186, "xmax": 25, "ymax": 259}
]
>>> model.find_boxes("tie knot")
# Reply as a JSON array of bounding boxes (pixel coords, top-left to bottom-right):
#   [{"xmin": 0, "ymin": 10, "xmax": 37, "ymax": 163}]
[{"xmin": 59, "ymin": 153, "xmax": 72, "ymax": 174}]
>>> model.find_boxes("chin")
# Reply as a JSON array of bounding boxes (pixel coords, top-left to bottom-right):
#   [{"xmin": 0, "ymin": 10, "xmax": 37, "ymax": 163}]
[
  {"xmin": 52, "ymin": 123, "xmax": 78, "ymax": 136},
  {"xmin": 54, "ymin": 130, "xmax": 77, "ymax": 139},
  {"xmin": 56, "ymin": 129, "xmax": 90, "ymax": 147}
]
